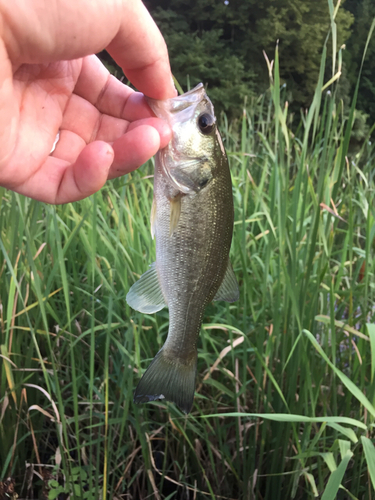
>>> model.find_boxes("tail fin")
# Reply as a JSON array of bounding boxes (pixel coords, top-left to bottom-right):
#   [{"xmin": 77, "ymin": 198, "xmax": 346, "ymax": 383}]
[{"xmin": 134, "ymin": 348, "xmax": 197, "ymax": 414}]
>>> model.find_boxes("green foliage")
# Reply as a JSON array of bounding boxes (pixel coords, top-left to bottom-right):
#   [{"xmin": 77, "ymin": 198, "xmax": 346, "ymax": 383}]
[
  {"xmin": 47, "ymin": 467, "xmax": 96, "ymax": 499},
  {"xmin": 344, "ymin": 0, "xmax": 375, "ymax": 121},
  {"xmin": 147, "ymin": 0, "xmax": 354, "ymax": 113},
  {"xmin": 244, "ymin": 0, "xmax": 353, "ymax": 104},
  {"xmin": 147, "ymin": 4, "xmax": 257, "ymax": 115}
]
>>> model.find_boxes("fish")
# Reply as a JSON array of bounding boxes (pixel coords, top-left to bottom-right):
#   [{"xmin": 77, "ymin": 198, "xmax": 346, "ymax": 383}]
[{"xmin": 126, "ymin": 83, "xmax": 239, "ymax": 414}]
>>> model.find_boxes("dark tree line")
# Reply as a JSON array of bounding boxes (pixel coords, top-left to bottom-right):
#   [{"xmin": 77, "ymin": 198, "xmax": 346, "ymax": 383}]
[
  {"xmin": 344, "ymin": 0, "xmax": 375, "ymax": 121},
  {"xmin": 144, "ymin": 0, "xmax": 374, "ymax": 121}
]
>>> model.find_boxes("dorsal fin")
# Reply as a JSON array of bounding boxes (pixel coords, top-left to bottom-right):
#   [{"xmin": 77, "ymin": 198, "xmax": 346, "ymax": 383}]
[{"xmin": 213, "ymin": 260, "xmax": 239, "ymax": 303}]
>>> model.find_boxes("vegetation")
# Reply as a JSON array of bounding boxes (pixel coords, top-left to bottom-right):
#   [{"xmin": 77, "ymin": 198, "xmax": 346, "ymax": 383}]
[
  {"xmin": 1, "ymin": 3, "xmax": 375, "ymax": 500},
  {"xmin": 146, "ymin": 0, "xmax": 375, "ymax": 122},
  {"xmin": 344, "ymin": 0, "xmax": 375, "ymax": 121}
]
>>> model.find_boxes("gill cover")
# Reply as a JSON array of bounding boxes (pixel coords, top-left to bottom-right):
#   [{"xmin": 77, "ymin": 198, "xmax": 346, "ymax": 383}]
[{"xmin": 146, "ymin": 84, "xmax": 216, "ymax": 195}]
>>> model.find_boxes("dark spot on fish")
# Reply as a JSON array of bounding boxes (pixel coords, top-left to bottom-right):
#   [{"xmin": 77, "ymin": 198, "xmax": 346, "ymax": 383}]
[{"xmin": 199, "ymin": 177, "xmax": 209, "ymax": 188}]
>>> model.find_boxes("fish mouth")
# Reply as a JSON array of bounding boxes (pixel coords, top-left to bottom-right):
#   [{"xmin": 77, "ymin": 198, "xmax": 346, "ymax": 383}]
[{"xmin": 145, "ymin": 83, "xmax": 207, "ymax": 122}]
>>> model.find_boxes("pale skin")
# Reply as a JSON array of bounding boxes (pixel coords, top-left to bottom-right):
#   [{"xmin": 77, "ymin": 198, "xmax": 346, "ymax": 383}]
[{"xmin": 0, "ymin": 0, "xmax": 176, "ymax": 204}]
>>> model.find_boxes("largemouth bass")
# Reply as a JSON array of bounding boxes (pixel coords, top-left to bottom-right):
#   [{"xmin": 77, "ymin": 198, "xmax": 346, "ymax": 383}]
[{"xmin": 126, "ymin": 83, "xmax": 239, "ymax": 414}]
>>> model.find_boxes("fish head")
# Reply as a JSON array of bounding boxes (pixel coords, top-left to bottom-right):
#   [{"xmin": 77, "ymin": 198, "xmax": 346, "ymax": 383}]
[{"xmin": 146, "ymin": 83, "xmax": 224, "ymax": 194}]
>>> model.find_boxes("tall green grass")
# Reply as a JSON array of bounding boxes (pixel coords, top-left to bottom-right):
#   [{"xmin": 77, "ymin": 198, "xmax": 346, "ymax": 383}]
[{"xmin": 1, "ymin": 7, "xmax": 375, "ymax": 500}]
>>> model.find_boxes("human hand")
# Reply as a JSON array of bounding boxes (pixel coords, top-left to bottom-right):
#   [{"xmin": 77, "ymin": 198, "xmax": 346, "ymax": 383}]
[{"xmin": 0, "ymin": 0, "xmax": 176, "ymax": 204}]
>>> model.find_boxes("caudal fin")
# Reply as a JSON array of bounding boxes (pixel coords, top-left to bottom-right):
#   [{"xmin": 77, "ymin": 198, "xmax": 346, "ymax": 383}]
[{"xmin": 134, "ymin": 349, "xmax": 197, "ymax": 414}]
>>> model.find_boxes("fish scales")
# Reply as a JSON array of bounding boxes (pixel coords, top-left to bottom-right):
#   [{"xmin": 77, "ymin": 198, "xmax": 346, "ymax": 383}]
[
  {"xmin": 126, "ymin": 83, "xmax": 239, "ymax": 413},
  {"xmin": 156, "ymin": 164, "xmax": 232, "ymax": 358}
]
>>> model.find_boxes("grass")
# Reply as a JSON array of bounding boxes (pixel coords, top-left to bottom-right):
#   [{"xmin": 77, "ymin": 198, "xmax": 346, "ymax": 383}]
[{"xmin": 1, "ymin": 6, "xmax": 375, "ymax": 500}]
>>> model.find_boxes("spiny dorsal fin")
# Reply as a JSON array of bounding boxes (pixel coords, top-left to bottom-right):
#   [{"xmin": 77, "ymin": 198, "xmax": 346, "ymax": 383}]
[
  {"xmin": 213, "ymin": 260, "xmax": 239, "ymax": 303},
  {"xmin": 126, "ymin": 262, "xmax": 166, "ymax": 313}
]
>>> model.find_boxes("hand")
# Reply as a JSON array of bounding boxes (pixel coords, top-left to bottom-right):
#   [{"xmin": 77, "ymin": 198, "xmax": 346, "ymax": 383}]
[{"xmin": 0, "ymin": 0, "xmax": 176, "ymax": 204}]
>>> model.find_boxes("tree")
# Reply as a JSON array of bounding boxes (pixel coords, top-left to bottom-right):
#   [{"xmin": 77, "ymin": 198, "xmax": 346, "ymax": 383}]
[
  {"xmin": 146, "ymin": 0, "xmax": 354, "ymax": 114},
  {"xmin": 343, "ymin": 0, "xmax": 375, "ymax": 122},
  {"xmin": 145, "ymin": 2, "xmax": 257, "ymax": 115}
]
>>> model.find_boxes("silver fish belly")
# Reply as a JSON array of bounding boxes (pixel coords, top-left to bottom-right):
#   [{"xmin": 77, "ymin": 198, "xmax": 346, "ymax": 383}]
[{"xmin": 126, "ymin": 83, "xmax": 239, "ymax": 413}]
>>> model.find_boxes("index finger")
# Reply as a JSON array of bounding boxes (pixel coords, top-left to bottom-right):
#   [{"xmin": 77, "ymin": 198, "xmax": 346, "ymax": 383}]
[
  {"xmin": 106, "ymin": 0, "xmax": 177, "ymax": 100},
  {"xmin": 74, "ymin": 55, "xmax": 154, "ymax": 121}
]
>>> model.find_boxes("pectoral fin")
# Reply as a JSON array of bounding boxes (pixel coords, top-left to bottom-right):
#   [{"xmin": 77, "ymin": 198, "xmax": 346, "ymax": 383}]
[
  {"xmin": 126, "ymin": 262, "xmax": 166, "ymax": 313},
  {"xmin": 150, "ymin": 197, "xmax": 157, "ymax": 239},
  {"xmin": 170, "ymin": 193, "xmax": 182, "ymax": 235},
  {"xmin": 213, "ymin": 260, "xmax": 239, "ymax": 303}
]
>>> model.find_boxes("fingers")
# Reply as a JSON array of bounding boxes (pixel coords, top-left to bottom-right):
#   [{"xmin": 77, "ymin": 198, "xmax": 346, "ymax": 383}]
[
  {"xmin": 2, "ymin": 0, "xmax": 176, "ymax": 98},
  {"xmin": 52, "ymin": 113, "xmax": 171, "ymax": 166},
  {"xmin": 73, "ymin": 56, "xmax": 155, "ymax": 121},
  {"xmin": 0, "ymin": 0, "xmax": 176, "ymax": 204},
  {"xmin": 13, "ymin": 142, "xmax": 113, "ymax": 204},
  {"xmin": 55, "ymin": 142, "xmax": 114, "ymax": 203},
  {"xmin": 126, "ymin": 117, "xmax": 172, "ymax": 148},
  {"xmin": 106, "ymin": 1, "xmax": 176, "ymax": 99},
  {"xmin": 109, "ymin": 122, "xmax": 169, "ymax": 179},
  {"xmin": 55, "ymin": 89, "xmax": 171, "ymax": 159},
  {"xmin": 57, "ymin": 91, "xmax": 128, "ymax": 144},
  {"xmin": 0, "ymin": 36, "xmax": 19, "ymax": 175},
  {"xmin": 13, "ymin": 119, "xmax": 170, "ymax": 203},
  {"xmin": 2, "ymin": 0, "xmax": 122, "ymax": 64}
]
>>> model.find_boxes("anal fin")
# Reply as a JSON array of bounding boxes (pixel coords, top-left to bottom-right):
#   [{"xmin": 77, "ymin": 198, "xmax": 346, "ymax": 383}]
[{"xmin": 126, "ymin": 262, "xmax": 166, "ymax": 313}]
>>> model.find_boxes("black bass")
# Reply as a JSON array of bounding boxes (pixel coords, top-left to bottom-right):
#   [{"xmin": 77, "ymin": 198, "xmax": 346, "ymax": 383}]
[{"xmin": 126, "ymin": 83, "xmax": 239, "ymax": 413}]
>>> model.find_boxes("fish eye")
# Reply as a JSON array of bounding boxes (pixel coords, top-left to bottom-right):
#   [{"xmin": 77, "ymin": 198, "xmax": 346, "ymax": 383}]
[{"xmin": 198, "ymin": 113, "xmax": 215, "ymax": 135}]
